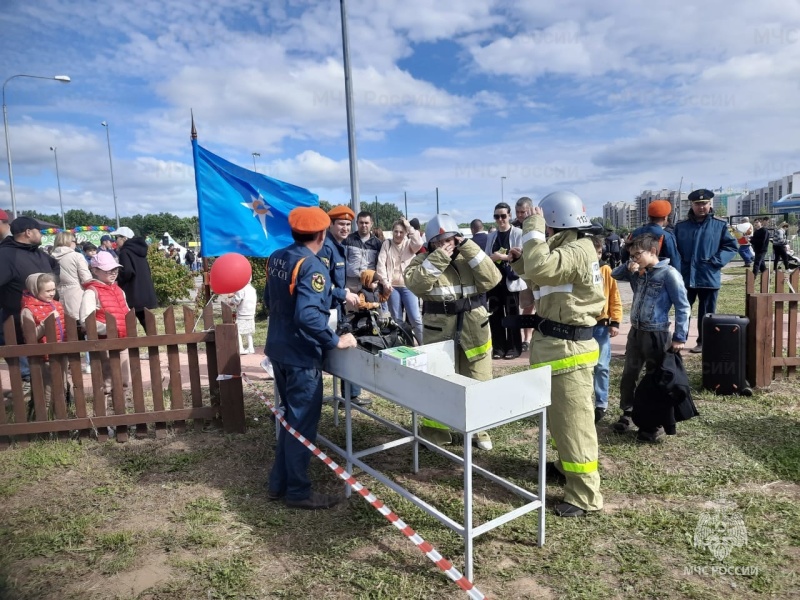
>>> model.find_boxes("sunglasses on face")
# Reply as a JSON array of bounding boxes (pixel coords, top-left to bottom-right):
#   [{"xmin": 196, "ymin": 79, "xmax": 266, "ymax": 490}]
[
  {"xmin": 631, "ymin": 250, "xmax": 647, "ymax": 260},
  {"xmin": 494, "ymin": 213, "xmax": 509, "ymax": 220}
]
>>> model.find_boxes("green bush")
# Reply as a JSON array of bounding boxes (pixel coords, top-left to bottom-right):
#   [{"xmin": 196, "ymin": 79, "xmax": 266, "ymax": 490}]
[{"xmin": 146, "ymin": 243, "xmax": 195, "ymax": 305}]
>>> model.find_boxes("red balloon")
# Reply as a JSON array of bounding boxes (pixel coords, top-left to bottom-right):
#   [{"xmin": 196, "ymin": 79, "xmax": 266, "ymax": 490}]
[{"xmin": 209, "ymin": 253, "xmax": 252, "ymax": 294}]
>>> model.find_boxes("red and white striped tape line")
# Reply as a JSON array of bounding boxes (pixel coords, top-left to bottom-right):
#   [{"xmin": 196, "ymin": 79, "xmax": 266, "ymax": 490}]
[{"xmin": 226, "ymin": 373, "xmax": 488, "ymax": 600}]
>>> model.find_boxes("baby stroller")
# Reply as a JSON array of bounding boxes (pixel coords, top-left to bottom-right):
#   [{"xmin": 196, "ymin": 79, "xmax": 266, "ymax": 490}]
[
  {"xmin": 338, "ymin": 309, "xmax": 416, "ymax": 354},
  {"xmin": 785, "ymin": 247, "xmax": 800, "ymax": 271}
]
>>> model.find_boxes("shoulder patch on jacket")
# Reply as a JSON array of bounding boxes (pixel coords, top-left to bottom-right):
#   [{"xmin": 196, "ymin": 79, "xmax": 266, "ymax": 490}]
[{"xmin": 311, "ymin": 273, "xmax": 326, "ymax": 292}]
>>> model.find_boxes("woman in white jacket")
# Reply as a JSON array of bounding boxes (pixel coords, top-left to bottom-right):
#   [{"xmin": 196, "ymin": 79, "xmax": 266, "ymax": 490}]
[
  {"xmin": 376, "ymin": 218, "xmax": 423, "ymax": 344},
  {"xmin": 52, "ymin": 231, "xmax": 93, "ymax": 373},
  {"xmin": 51, "ymin": 232, "xmax": 92, "ymax": 323}
]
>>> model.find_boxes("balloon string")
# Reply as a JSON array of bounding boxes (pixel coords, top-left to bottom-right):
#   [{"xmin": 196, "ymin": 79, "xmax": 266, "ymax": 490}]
[{"xmin": 192, "ymin": 294, "xmax": 217, "ymax": 333}]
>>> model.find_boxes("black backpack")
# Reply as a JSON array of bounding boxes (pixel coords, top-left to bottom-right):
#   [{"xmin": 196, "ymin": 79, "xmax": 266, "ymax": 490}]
[{"xmin": 339, "ymin": 310, "xmax": 416, "ymax": 354}]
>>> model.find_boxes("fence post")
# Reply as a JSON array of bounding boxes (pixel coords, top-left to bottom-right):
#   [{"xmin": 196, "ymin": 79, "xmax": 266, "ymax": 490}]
[
  {"xmin": 748, "ymin": 294, "xmax": 773, "ymax": 388},
  {"xmin": 214, "ymin": 312, "xmax": 245, "ymax": 434}
]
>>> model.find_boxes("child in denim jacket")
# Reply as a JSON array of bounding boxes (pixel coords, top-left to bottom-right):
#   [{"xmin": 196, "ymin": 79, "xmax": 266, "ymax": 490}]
[{"xmin": 611, "ymin": 233, "xmax": 690, "ymax": 442}]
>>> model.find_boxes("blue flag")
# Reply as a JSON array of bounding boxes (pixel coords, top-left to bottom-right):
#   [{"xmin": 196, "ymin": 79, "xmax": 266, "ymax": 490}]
[{"xmin": 192, "ymin": 140, "xmax": 319, "ymax": 257}]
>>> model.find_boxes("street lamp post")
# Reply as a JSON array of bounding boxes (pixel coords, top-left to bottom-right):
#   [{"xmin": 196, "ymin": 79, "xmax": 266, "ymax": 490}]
[
  {"xmin": 251, "ymin": 151, "xmax": 260, "ymax": 173},
  {"xmin": 49, "ymin": 146, "xmax": 65, "ymax": 229},
  {"xmin": 501, "ymin": 176, "xmax": 507, "ymax": 204},
  {"xmin": 3, "ymin": 74, "xmax": 71, "ymax": 219},
  {"xmin": 100, "ymin": 121, "xmax": 120, "ymax": 229}
]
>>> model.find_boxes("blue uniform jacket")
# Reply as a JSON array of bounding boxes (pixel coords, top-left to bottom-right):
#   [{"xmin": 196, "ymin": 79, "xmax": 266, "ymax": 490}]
[
  {"xmin": 318, "ymin": 232, "xmax": 348, "ymax": 309},
  {"xmin": 265, "ymin": 243, "xmax": 339, "ymax": 369},
  {"xmin": 630, "ymin": 223, "xmax": 682, "ymax": 275},
  {"xmin": 673, "ymin": 210, "xmax": 737, "ymax": 289}
]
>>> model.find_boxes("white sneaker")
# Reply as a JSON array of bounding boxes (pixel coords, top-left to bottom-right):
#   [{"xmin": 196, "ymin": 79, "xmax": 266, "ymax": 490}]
[
  {"xmin": 690, "ymin": 344, "xmax": 703, "ymax": 354},
  {"xmin": 473, "ymin": 430, "xmax": 493, "ymax": 451}
]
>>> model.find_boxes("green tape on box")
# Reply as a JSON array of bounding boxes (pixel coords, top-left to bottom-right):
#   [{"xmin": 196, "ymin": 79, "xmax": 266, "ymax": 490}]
[{"xmin": 379, "ymin": 346, "xmax": 428, "ymax": 372}]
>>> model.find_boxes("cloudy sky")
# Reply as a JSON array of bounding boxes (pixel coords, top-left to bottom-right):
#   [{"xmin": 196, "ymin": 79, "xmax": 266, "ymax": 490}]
[{"xmin": 2, "ymin": 0, "xmax": 799, "ymax": 224}]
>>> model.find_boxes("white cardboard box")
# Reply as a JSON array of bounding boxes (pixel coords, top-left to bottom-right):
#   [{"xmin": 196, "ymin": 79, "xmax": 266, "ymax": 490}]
[{"xmin": 379, "ymin": 346, "xmax": 428, "ymax": 372}]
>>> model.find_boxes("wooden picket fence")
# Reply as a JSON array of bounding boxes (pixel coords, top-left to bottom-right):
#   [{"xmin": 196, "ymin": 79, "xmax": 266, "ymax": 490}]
[
  {"xmin": 745, "ymin": 269, "xmax": 800, "ymax": 388},
  {"xmin": 0, "ymin": 304, "xmax": 245, "ymax": 449}
]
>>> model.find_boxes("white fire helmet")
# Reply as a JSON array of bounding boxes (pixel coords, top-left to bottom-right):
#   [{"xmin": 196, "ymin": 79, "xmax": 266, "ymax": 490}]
[
  {"xmin": 539, "ymin": 191, "xmax": 591, "ymax": 229},
  {"xmin": 425, "ymin": 214, "xmax": 461, "ymax": 246}
]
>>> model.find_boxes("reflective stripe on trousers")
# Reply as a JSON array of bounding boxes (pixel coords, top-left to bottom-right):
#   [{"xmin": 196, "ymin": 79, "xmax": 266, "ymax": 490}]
[{"xmin": 531, "ymin": 348, "xmax": 599, "ymax": 374}]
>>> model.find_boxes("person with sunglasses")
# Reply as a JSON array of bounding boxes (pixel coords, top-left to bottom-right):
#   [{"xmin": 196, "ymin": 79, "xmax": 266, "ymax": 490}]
[{"xmin": 485, "ymin": 202, "xmax": 524, "ymax": 359}]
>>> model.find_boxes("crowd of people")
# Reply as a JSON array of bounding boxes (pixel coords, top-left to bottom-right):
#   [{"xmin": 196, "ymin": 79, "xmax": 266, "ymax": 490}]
[
  {"xmin": 0, "ymin": 217, "xmax": 158, "ymax": 411},
  {"xmin": 1, "ymin": 194, "xmax": 796, "ymax": 516},
  {"xmin": 259, "ymin": 188, "xmax": 795, "ymax": 515}
]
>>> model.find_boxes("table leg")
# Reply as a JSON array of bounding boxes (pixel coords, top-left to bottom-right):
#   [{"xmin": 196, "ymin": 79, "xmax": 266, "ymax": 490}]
[
  {"xmin": 344, "ymin": 380, "xmax": 353, "ymax": 499},
  {"xmin": 538, "ymin": 409, "xmax": 547, "ymax": 547},
  {"xmin": 464, "ymin": 431, "xmax": 474, "ymax": 582},
  {"xmin": 412, "ymin": 411, "xmax": 419, "ymax": 474}
]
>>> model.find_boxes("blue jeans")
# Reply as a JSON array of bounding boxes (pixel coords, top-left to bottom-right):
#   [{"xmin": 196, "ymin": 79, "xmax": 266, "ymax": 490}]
[
  {"xmin": 268, "ymin": 361, "xmax": 324, "ymax": 502},
  {"xmin": 388, "ymin": 286, "xmax": 423, "ymax": 344},
  {"xmin": 592, "ymin": 324, "xmax": 611, "ymax": 409},
  {"xmin": 737, "ymin": 245, "xmax": 753, "ymax": 265}
]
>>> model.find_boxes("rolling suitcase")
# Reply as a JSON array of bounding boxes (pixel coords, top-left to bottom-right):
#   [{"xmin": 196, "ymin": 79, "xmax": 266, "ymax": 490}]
[{"xmin": 701, "ymin": 314, "xmax": 752, "ymax": 395}]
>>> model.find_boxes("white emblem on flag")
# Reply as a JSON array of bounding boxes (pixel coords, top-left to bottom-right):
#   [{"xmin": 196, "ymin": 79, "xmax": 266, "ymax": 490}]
[{"xmin": 241, "ymin": 194, "xmax": 273, "ymax": 238}]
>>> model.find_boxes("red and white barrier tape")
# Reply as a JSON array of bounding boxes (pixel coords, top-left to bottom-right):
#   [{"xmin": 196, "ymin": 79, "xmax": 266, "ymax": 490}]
[{"xmin": 223, "ymin": 372, "xmax": 488, "ymax": 600}]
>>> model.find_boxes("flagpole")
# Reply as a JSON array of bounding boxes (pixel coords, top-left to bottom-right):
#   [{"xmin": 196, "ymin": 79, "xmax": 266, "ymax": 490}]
[
  {"xmin": 340, "ymin": 0, "xmax": 360, "ymax": 215},
  {"xmin": 190, "ymin": 111, "xmax": 213, "ymax": 306}
]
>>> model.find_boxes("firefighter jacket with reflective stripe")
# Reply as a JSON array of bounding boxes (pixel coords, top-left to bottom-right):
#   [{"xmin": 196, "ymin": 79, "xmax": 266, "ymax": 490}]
[
  {"xmin": 511, "ymin": 215, "xmax": 605, "ymax": 374},
  {"xmin": 404, "ymin": 239, "xmax": 501, "ymax": 361}
]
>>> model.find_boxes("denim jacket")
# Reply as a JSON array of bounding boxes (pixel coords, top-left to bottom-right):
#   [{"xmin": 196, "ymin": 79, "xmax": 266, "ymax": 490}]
[{"xmin": 612, "ymin": 259, "xmax": 690, "ymax": 342}]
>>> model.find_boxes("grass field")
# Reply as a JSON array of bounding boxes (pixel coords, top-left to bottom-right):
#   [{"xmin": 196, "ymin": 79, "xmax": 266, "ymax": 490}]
[{"xmin": 0, "ymin": 269, "xmax": 798, "ymax": 599}]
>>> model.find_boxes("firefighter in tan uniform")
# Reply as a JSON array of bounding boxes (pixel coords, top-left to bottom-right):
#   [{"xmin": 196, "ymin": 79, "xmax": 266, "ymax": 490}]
[
  {"xmin": 404, "ymin": 214, "xmax": 502, "ymax": 450},
  {"xmin": 510, "ymin": 191, "xmax": 606, "ymax": 517}
]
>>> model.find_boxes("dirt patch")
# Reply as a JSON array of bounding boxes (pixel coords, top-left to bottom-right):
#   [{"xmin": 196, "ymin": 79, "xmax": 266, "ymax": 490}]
[
  {"xmin": 501, "ymin": 576, "xmax": 555, "ymax": 599},
  {"xmin": 68, "ymin": 553, "xmax": 175, "ymax": 598},
  {"xmin": 602, "ymin": 493, "xmax": 696, "ymax": 513}
]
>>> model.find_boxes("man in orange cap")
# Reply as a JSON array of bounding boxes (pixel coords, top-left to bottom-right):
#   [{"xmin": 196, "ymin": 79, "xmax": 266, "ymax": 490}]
[
  {"xmin": 265, "ymin": 206, "xmax": 357, "ymax": 510},
  {"xmin": 628, "ymin": 199, "xmax": 681, "ymax": 274},
  {"xmin": 320, "ymin": 205, "xmax": 360, "ymax": 317},
  {"xmin": 319, "ymin": 205, "xmax": 366, "ymax": 405}
]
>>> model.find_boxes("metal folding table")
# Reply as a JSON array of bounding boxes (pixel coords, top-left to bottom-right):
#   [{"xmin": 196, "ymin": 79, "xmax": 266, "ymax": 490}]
[{"xmin": 315, "ymin": 341, "xmax": 551, "ymax": 581}]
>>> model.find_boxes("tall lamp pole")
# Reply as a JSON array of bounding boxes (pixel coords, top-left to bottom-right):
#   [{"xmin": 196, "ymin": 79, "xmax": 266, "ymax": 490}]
[
  {"xmin": 251, "ymin": 151, "xmax": 260, "ymax": 172},
  {"xmin": 339, "ymin": 0, "xmax": 361, "ymax": 214},
  {"xmin": 3, "ymin": 74, "xmax": 71, "ymax": 219},
  {"xmin": 100, "ymin": 121, "xmax": 120, "ymax": 229},
  {"xmin": 501, "ymin": 176, "xmax": 507, "ymax": 204},
  {"xmin": 49, "ymin": 146, "xmax": 65, "ymax": 229}
]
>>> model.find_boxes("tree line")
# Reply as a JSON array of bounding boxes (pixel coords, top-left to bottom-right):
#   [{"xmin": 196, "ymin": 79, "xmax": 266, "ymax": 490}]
[{"xmin": 22, "ymin": 209, "xmax": 201, "ymax": 242}]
